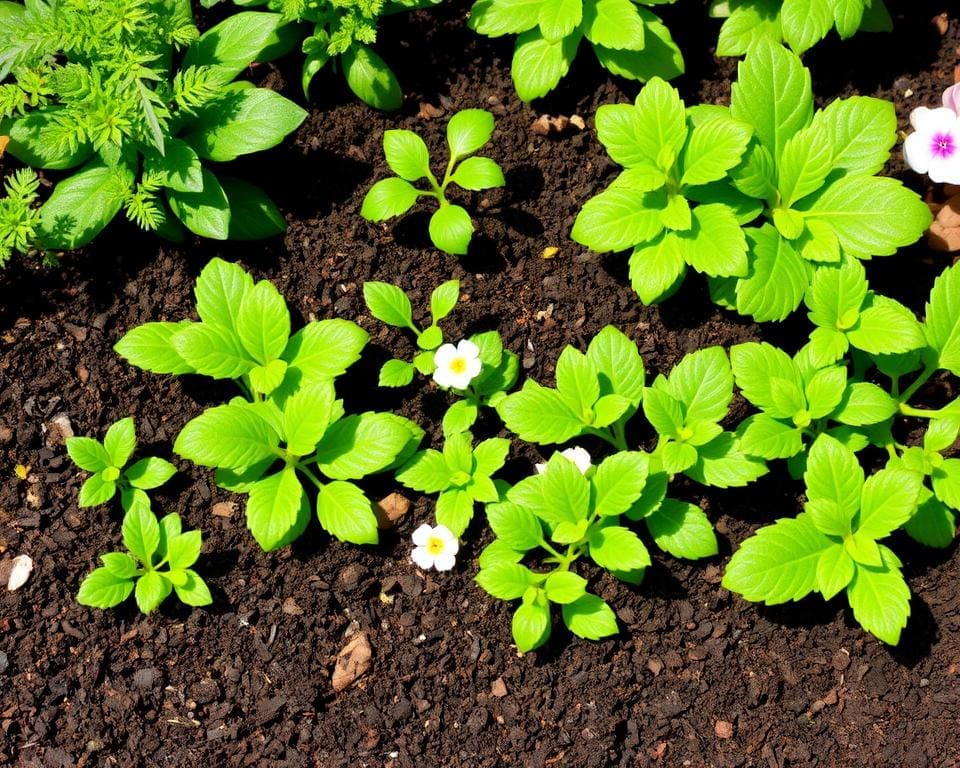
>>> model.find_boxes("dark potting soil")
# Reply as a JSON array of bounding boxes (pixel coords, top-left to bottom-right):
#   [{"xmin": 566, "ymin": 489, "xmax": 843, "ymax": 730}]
[{"xmin": 1, "ymin": 2, "xmax": 960, "ymax": 766}]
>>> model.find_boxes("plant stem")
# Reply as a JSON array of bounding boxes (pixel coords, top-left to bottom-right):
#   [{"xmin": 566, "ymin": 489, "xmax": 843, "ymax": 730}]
[{"xmin": 899, "ymin": 364, "xmax": 936, "ymax": 406}]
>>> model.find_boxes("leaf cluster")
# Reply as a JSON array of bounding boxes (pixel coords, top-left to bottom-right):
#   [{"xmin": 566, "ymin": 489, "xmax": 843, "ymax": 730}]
[
  {"xmin": 468, "ymin": 0, "xmax": 684, "ymax": 102},
  {"xmin": 361, "ymin": 109, "xmax": 505, "ymax": 255},
  {"xmin": 114, "ymin": 258, "xmax": 423, "ymax": 551},
  {"xmin": 0, "ymin": 2, "xmax": 307, "ymax": 252},
  {"xmin": 0, "ymin": 167, "xmax": 41, "ymax": 265}
]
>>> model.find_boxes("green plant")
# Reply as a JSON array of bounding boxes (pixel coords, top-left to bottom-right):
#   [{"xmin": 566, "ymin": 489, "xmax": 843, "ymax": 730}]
[
  {"xmin": 360, "ymin": 109, "xmax": 505, "ymax": 255},
  {"xmin": 572, "ymin": 42, "xmax": 931, "ymax": 321},
  {"xmin": 468, "ymin": 0, "xmax": 683, "ymax": 102},
  {"xmin": 77, "ymin": 505, "xmax": 212, "ymax": 613},
  {"xmin": 66, "ymin": 417, "xmax": 177, "ymax": 512},
  {"xmin": 571, "ymin": 78, "xmax": 754, "ymax": 304},
  {"xmin": 214, "ymin": 0, "xmax": 440, "ymax": 110},
  {"xmin": 476, "ymin": 447, "xmax": 718, "ymax": 652},
  {"xmin": 396, "ymin": 429, "xmax": 510, "ymax": 536},
  {"xmin": 709, "ymin": 0, "xmax": 891, "ymax": 57},
  {"xmin": 723, "ymin": 434, "xmax": 919, "ymax": 645},
  {"xmin": 0, "ymin": 2, "xmax": 307, "ymax": 250},
  {"xmin": 114, "ymin": 257, "xmax": 423, "ymax": 550},
  {"xmin": 0, "ymin": 167, "xmax": 41, "ymax": 265}
]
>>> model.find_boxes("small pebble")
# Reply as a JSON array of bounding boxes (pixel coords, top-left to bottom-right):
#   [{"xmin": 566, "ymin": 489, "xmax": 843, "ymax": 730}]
[{"xmin": 714, "ymin": 720, "xmax": 734, "ymax": 739}]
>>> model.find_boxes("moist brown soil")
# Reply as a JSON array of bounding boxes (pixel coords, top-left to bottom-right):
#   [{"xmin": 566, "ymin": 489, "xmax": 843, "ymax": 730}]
[{"xmin": 2, "ymin": 2, "xmax": 960, "ymax": 766}]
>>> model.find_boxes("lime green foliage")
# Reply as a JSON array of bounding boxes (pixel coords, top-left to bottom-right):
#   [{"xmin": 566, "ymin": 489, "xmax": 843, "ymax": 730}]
[
  {"xmin": 77, "ymin": 506, "xmax": 212, "ymax": 613},
  {"xmin": 710, "ymin": 0, "xmax": 892, "ymax": 57},
  {"xmin": 114, "ymin": 258, "xmax": 423, "ymax": 551},
  {"xmin": 0, "ymin": 0, "xmax": 306, "ymax": 252},
  {"xmin": 66, "ymin": 417, "xmax": 177, "ymax": 512},
  {"xmin": 0, "ymin": 168, "xmax": 41, "ymax": 265},
  {"xmin": 468, "ymin": 0, "xmax": 683, "ymax": 102},
  {"xmin": 361, "ymin": 109, "xmax": 506, "ymax": 255}
]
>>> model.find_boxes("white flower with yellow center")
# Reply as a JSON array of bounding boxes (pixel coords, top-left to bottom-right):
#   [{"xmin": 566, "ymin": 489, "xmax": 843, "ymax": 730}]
[
  {"xmin": 411, "ymin": 524, "xmax": 459, "ymax": 571},
  {"xmin": 535, "ymin": 446, "xmax": 592, "ymax": 475},
  {"xmin": 432, "ymin": 339, "xmax": 482, "ymax": 390}
]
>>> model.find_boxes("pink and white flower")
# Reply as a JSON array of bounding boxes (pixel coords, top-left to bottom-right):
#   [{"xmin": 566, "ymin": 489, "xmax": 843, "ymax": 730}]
[
  {"xmin": 411, "ymin": 523, "xmax": 458, "ymax": 571},
  {"xmin": 903, "ymin": 106, "xmax": 960, "ymax": 184},
  {"xmin": 943, "ymin": 83, "xmax": 960, "ymax": 115}
]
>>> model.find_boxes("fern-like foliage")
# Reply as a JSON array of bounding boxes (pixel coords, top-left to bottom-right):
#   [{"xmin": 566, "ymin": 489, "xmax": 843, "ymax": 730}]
[{"xmin": 0, "ymin": 168, "xmax": 42, "ymax": 266}]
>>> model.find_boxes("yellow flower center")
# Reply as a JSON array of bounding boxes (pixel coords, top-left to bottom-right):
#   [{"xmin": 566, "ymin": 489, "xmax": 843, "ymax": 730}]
[
  {"xmin": 449, "ymin": 356, "xmax": 468, "ymax": 375},
  {"xmin": 426, "ymin": 536, "xmax": 445, "ymax": 555}
]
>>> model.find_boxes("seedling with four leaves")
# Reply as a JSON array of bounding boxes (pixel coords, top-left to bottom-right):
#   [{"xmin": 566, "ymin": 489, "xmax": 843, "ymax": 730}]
[{"xmin": 361, "ymin": 109, "xmax": 505, "ymax": 255}]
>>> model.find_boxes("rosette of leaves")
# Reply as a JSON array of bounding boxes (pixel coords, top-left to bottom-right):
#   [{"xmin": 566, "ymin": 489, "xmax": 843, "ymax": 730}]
[
  {"xmin": 78, "ymin": 505, "xmax": 212, "ymax": 613},
  {"xmin": 709, "ymin": 0, "xmax": 892, "ymax": 58},
  {"xmin": 571, "ymin": 78, "xmax": 754, "ymax": 304},
  {"xmin": 476, "ymin": 449, "xmax": 719, "ymax": 652},
  {"xmin": 66, "ymin": 416, "xmax": 177, "ymax": 512},
  {"xmin": 215, "ymin": 0, "xmax": 441, "ymax": 110},
  {"xmin": 0, "ymin": 2, "xmax": 307, "ymax": 251},
  {"xmin": 468, "ymin": 0, "xmax": 684, "ymax": 102},
  {"xmin": 361, "ymin": 109, "xmax": 505, "ymax": 255},
  {"xmin": 498, "ymin": 325, "xmax": 767, "ymax": 488},
  {"xmin": 723, "ymin": 434, "xmax": 921, "ymax": 645},
  {"xmin": 114, "ymin": 258, "xmax": 423, "ymax": 550}
]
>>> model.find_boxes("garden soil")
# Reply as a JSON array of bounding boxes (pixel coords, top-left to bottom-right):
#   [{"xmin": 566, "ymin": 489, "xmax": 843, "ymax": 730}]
[{"xmin": 1, "ymin": 2, "xmax": 960, "ymax": 766}]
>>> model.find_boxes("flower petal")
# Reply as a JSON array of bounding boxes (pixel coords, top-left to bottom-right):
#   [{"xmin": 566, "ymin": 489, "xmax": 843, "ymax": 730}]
[
  {"xmin": 944, "ymin": 84, "xmax": 960, "ymax": 115},
  {"xmin": 560, "ymin": 446, "xmax": 592, "ymax": 474},
  {"xmin": 412, "ymin": 523, "xmax": 434, "ymax": 546},
  {"xmin": 904, "ymin": 131, "xmax": 933, "ymax": 174},
  {"xmin": 466, "ymin": 358, "xmax": 483, "ymax": 379},
  {"xmin": 456, "ymin": 338, "xmax": 480, "ymax": 360},
  {"xmin": 534, "ymin": 461, "xmax": 548, "ymax": 475},
  {"xmin": 433, "ymin": 343, "xmax": 457, "ymax": 368},
  {"xmin": 411, "ymin": 546, "xmax": 435, "ymax": 570},
  {"xmin": 433, "ymin": 552, "xmax": 457, "ymax": 571}
]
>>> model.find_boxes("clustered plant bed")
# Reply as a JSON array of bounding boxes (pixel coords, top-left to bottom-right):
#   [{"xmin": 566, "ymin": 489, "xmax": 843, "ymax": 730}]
[{"xmin": 1, "ymin": 1, "xmax": 960, "ymax": 766}]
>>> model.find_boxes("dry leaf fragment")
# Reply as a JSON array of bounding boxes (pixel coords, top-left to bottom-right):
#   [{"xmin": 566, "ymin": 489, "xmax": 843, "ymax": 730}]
[
  {"xmin": 212, "ymin": 501, "xmax": 236, "ymax": 518},
  {"xmin": 541, "ymin": 246, "xmax": 559, "ymax": 259},
  {"xmin": 927, "ymin": 193, "xmax": 960, "ymax": 251},
  {"xmin": 418, "ymin": 103, "xmax": 444, "ymax": 120},
  {"xmin": 7, "ymin": 554, "xmax": 33, "ymax": 591},
  {"xmin": 0, "ymin": 136, "xmax": 8, "ymax": 158},
  {"xmin": 332, "ymin": 631, "xmax": 372, "ymax": 692},
  {"xmin": 375, "ymin": 492, "xmax": 410, "ymax": 529},
  {"xmin": 933, "ymin": 12, "xmax": 949, "ymax": 35}
]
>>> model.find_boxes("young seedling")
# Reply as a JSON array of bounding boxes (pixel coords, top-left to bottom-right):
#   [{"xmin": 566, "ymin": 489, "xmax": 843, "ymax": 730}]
[
  {"xmin": 468, "ymin": 0, "xmax": 684, "ymax": 102},
  {"xmin": 710, "ymin": 0, "xmax": 892, "ymax": 57},
  {"xmin": 0, "ymin": 6, "xmax": 306, "ymax": 248},
  {"xmin": 77, "ymin": 505, "xmax": 212, "ymax": 614},
  {"xmin": 396, "ymin": 430, "xmax": 510, "ymax": 536},
  {"xmin": 114, "ymin": 258, "xmax": 423, "ymax": 550},
  {"xmin": 0, "ymin": 169, "xmax": 41, "ymax": 265},
  {"xmin": 66, "ymin": 417, "xmax": 177, "ymax": 512},
  {"xmin": 723, "ymin": 434, "xmax": 920, "ymax": 645},
  {"xmin": 476, "ymin": 447, "xmax": 718, "ymax": 652},
  {"xmin": 360, "ymin": 109, "xmax": 505, "ymax": 255}
]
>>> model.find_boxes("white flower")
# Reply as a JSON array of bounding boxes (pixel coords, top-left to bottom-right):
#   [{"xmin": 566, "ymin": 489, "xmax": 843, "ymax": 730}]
[
  {"xmin": 432, "ymin": 339, "xmax": 482, "ymax": 390},
  {"xmin": 535, "ymin": 446, "xmax": 592, "ymax": 475},
  {"xmin": 943, "ymin": 83, "xmax": 960, "ymax": 115},
  {"xmin": 903, "ymin": 106, "xmax": 960, "ymax": 184},
  {"xmin": 411, "ymin": 524, "xmax": 459, "ymax": 572}
]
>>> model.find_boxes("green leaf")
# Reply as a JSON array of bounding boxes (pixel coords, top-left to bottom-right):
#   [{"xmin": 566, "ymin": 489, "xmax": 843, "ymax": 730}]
[
  {"xmin": 281, "ymin": 381, "xmax": 336, "ymax": 455},
  {"xmin": 143, "ymin": 139, "xmax": 203, "ymax": 193},
  {"xmin": 487, "ymin": 501, "xmax": 543, "ymax": 550},
  {"xmin": 379, "ymin": 359, "xmax": 415, "ymax": 388},
  {"xmin": 627, "ymin": 77, "xmax": 687, "ymax": 173},
  {"xmin": 816, "ymin": 545, "xmax": 855, "ymax": 600},
  {"xmin": 847, "ymin": 557, "xmax": 910, "ymax": 644},
  {"xmin": 857, "ymin": 468, "xmax": 921, "ymax": 539},
  {"xmin": 777, "ymin": 121, "xmax": 832, "ymax": 207},
  {"xmin": 645, "ymin": 499, "xmax": 718, "ymax": 559},
  {"xmin": 316, "ymin": 480, "xmax": 378, "ymax": 545},
  {"xmin": 183, "ymin": 88, "xmax": 307, "ymax": 162},
  {"xmin": 588, "ymin": 525, "xmax": 650, "ymax": 571},
  {"xmin": 738, "ymin": 415, "xmax": 803, "ymax": 460},
  {"xmin": 78, "ymin": 474, "xmax": 117, "ymax": 507},
  {"xmin": 555, "ymin": 347, "xmax": 600, "ymax": 419},
  {"xmin": 478, "ymin": 539, "xmax": 525, "ymax": 568},
  {"xmin": 184, "ymin": 12, "xmax": 284, "ymax": 77},
  {"xmin": 66, "ymin": 436, "xmax": 111, "ymax": 473},
  {"xmin": 848, "ymin": 296, "xmax": 925, "ymax": 356},
  {"xmin": 513, "ymin": 599, "xmax": 552, "ymax": 652},
  {"xmin": 799, "ymin": 176, "xmax": 931, "ymax": 259},
  {"xmin": 315, "ymin": 412, "xmax": 415, "ymax": 480},
  {"xmin": 474, "ymin": 438, "xmax": 511, "ymax": 477},
  {"xmin": 40, "ymin": 160, "xmax": 132, "ymax": 249},
  {"xmin": 804, "ymin": 366, "xmax": 848, "ymax": 418},
  {"xmin": 429, "ymin": 280, "xmax": 460, "ymax": 321},
  {"xmin": 667, "ymin": 346, "xmax": 732, "ymax": 424},
  {"xmin": 811, "ymin": 96, "xmax": 896, "ymax": 176},
  {"xmin": 805, "ymin": 258, "xmax": 868, "ymax": 330},
  {"xmin": 122, "ymin": 505, "xmax": 160, "ymax": 565},
  {"xmin": 220, "ymin": 176, "xmax": 286, "ymax": 240},
  {"xmin": 582, "ymin": 0, "xmax": 644, "ymax": 50},
  {"xmin": 715, "ymin": 0, "xmax": 782, "ymax": 57},
  {"xmin": 383, "ymin": 130, "xmax": 431, "ymax": 181},
  {"xmin": 77, "ymin": 568, "xmax": 134, "ymax": 609},
  {"xmin": 174, "ymin": 569, "xmax": 213, "ymax": 607},
  {"xmin": 511, "ymin": 28, "xmax": 578, "ymax": 102},
  {"xmin": 114, "ymin": 321, "xmax": 195, "ymax": 376},
  {"xmin": 731, "ymin": 342, "xmax": 801, "ymax": 415},
  {"xmin": 561, "ymin": 593, "xmax": 618, "ymax": 640},
  {"xmin": 734, "ymin": 225, "xmax": 810, "ymax": 322},
  {"xmin": 195, "ymin": 258, "xmax": 252, "ymax": 329},
  {"xmin": 283, "ymin": 319, "xmax": 369, "ymax": 384},
  {"xmin": 4, "ymin": 108, "xmax": 94, "ymax": 170},
  {"xmin": 249, "ymin": 359, "xmax": 288, "ymax": 396},
  {"xmin": 586, "ymin": 325, "xmax": 645, "ymax": 405},
  {"xmin": 418, "ymin": 325, "xmax": 443, "ymax": 351},
  {"xmin": 538, "ymin": 0, "xmax": 582, "ymax": 42},
  {"xmin": 125, "ymin": 457, "xmax": 176, "ymax": 490},
  {"xmin": 174, "ymin": 404, "xmax": 279, "ymax": 470},
  {"xmin": 780, "ymin": 0, "xmax": 833, "ymax": 54},
  {"xmin": 680, "ymin": 115, "xmax": 752, "ymax": 187},
  {"xmin": 247, "ymin": 469, "xmax": 309, "ymax": 550},
  {"xmin": 628, "ymin": 233, "xmax": 686, "ymax": 304},
  {"xmin": 905, "ymin": 494, "xmax": 956, "ymax": 548},
  {"xmin": 831, "ymin": 382, "xmax": 898, "ymax": 427},
  {"xmin": 925, "ymin": 263, "xmax": 960, "ymax": 375},
  {"xmin": 722, "ymin": 514, "xmax": 830, "ymax": 604},
  {"xmin": 804, "ymin": 435, "xmax": 862, "ymax": 534},
  {"xmin": 498, "ymin": 381, "xmax": 585, "ymax": 444},
  {"xmin": 172, "ymin": 322, "xmax": 253, "ymax": 380},
  {"xmin": 442, "ymin": 400, "xmax": 478, "ymax": 436},
  {"xmin": 469, "ymin": 0, "xmax": 541, "ymax": 36},
  {"xmin": 134, "ymin": 570, "xmax": 171, "ymax": 614},
  {"xmin": 165, "ymin": 530, "xmax": 202, "ymax": 571},
  {"xmin": 476, "ymin": 562, "xmax": 537, "ymax": 600},
  {"xmin": 447, "ymin": 109, "xmax": 496, "ymax": 158},
  {"xmin": 844, "ymin": 530, "xmax": 883, "ymax": 567},
  {"xmin": 572, "ymin": 184, "xmax": 665, "ymax": 252},
  {"xmin": 166, "ymin": 168, "xmax": 231, "ymax": 240},
  {"xmin": 361, "ymin": 177, "xmax": 422, "ymax": 221},
  {"xmin": 591, "ymin": 452, "xmax": 649, "ymax": 517},
  {"xmin": 685, "ymin": 432, "xmax": 768, "ymax": 488},
  {"xmin": 436, "ymin": 488, "xmax": 475, "ymax": 536},
  {"xmin": 450, "ymin": 156, "xmax": 505, "ymax": 190},
  {"xmin": 396, "ymin": 449, "xmax": 452, "ymax": 493},
  {"xmin": 544, "ymin": 571, "xmax": 588, "ymax": 604},
  {"xmin": 342, "ymin": 44, "xmax": 402, "ymax": 111},
  {"xmin": 101, "ymin": 552, "xmax": 138, "ymax": 579},
  {"xmin": 539, "ymin": 452, "xmax": 591, "ymax": 524},
  {"xmin": 236, "ymin": 280, "xmax": 290, "ymax": 365},
  {"xmin": 429, "ymin": 203, "xmax": 473, "ymax": 255},
  {"xmin": 730, "ymin": 40, "xmax": 812, "ymax": 161},
  {"xmin": 591, "ymin": 9, "xmax": 684, "ymax": 83}
]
